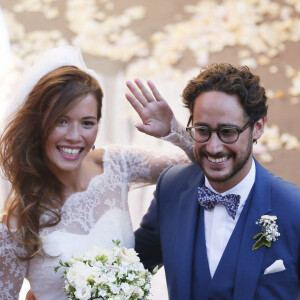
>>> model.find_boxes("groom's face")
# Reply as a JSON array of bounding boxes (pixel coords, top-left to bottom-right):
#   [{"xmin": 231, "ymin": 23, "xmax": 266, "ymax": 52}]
[{"xmin": 192, "ymin": 91, "xmax": 261, "ymax": 193}]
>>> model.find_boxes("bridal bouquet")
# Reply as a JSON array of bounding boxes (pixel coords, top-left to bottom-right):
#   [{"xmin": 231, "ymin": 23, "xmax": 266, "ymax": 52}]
[{"xmin": 55, "ymin": 240, "xmax": 156, "ymax": 300}]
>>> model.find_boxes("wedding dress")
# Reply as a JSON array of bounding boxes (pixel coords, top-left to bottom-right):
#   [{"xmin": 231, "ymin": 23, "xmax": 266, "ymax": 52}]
[
  {"xmin": 0, "ymin": 122, "xmax": 193, "ymax": 299},
  {"xmin": 0, "ymin": 45, "xmax": 193, "ymax": 299}
]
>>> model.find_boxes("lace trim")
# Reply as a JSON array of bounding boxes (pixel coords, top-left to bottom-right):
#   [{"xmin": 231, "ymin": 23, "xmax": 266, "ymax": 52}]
[
  {"xmin": 0, "ymin": 120, "xmax": 193, "ymax": 297},
  {"xmin": 161, "ymin": 116, "xmax": 194, "ymax": 161},
  {"xmin": 0, "ymin": 223, "xmax": 28, "ymax": 299}
]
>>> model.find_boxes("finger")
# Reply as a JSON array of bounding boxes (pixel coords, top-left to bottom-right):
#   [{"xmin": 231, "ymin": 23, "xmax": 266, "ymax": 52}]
[
  {"xmin": 135, "ymin": 123, "xmax": 154, "ymax": 136},
  {"xmin": 147, "ymin": 80, "xmax": 164, "ymax": 102},
  {"xmin": 134, "ymin": 79, "xmax": 156, "ymax": 102},
  {"xmin": 126, "ymin": 81, "xmax": 148, "ymax": 107},
  {"xmin": 125, "ymin": 92, "xmax": 144, "ymax": 116}
]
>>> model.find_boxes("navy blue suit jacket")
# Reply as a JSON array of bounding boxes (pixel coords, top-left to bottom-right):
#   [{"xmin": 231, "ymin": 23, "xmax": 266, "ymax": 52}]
[{"xmin": 135, "ymin": 159, "xmax": 300, "ymax": 299}]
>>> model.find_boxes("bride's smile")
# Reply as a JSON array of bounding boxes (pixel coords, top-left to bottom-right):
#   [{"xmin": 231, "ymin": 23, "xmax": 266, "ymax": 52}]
[{"xmin": 44, "ymin": 94, "xmax": 98, "ymax": 175}]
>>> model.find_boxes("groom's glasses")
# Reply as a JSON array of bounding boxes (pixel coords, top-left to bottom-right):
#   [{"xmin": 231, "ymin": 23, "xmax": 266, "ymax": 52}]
[{"xmin": 186, "ymin": 116, "xmax": 252, "ymax": 144}]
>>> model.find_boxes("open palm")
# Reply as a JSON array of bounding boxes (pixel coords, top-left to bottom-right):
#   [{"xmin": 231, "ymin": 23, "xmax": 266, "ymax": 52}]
[{"xmin": 126, "ymin": 79, "xmax": 174, "ymax": 137}]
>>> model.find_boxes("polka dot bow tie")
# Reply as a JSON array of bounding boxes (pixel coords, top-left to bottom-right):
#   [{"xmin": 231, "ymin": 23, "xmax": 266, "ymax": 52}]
[{"xmin": 197, "ymin": 185, "xmax": 241, "ymax": 220}]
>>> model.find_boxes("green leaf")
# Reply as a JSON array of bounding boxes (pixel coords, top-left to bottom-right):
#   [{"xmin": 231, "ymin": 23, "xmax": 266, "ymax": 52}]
[
  {"xmin": 152, "ymin": 265, "xmax": 159, "ymax": 275},
  {"xmin": 113, "ymin": 239, "xmax": 121, "ymax": 247},
  {"xmin": 252, "ymin": 235, "xmax": 271, "ymax": 250},
  {"xmin": 253, "ymin": 232, "xmax": 262, "ymax": 240},
  {"xmin": 265, "ymin": 239, "xmax": 272, "ymax": 247},
  {"xmin": 54, "ymin": 266, "xmax": 60, "ymax": 273}
]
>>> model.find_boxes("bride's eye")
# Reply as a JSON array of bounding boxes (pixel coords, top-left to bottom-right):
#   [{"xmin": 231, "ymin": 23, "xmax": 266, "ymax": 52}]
[
  {"xmin": 82, "ymin": 120, "xmax": 96, "ymax": 127},
  {"xmin": 57, "ymin": 118, "xmax": 68, "ymax": 126}
]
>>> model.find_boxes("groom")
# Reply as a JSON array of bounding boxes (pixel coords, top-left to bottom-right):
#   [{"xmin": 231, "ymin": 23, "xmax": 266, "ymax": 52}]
[{"xmin": 135, "ymin": 64, "xmax": 300, "ymax": 299}]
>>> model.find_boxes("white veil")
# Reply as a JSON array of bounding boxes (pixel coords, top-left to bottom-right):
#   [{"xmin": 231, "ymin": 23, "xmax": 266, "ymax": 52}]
[
  {"xmin": 4, "ymin": 46, "xmax": 102, "ymax": 120},
  {"xmin": 0, "ymin": 6, "xmax": 10, "ymax": 80},
  {"xmin": 0, "ymin": 46, "xmax": 103, "ymax": 210}
]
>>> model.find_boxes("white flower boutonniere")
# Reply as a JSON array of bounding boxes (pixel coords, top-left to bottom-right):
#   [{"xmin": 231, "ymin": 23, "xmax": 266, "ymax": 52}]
[{"xmin": 252, "ymin": 215, "xmax": 280, "ymax": 250}]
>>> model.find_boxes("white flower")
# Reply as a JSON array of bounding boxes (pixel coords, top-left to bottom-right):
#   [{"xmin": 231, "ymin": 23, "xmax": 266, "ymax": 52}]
[
  {"xmin": 109, "ymin": 283, "xmax": 121, "ymax": 294},
  {"xmin": 120, "ymin": 282, "xmax": 131, "ymax": 294},
  {"xmin": 74, "ymin": 286, "xmax": 92, "ymax": 300},
  {"xmin": 257, "ymin": 215, "xmax": 280, "ymax": 242},
  {"xmin": 133, "ymin": 286, "xmax": 144, "ymax": 297},
  {"xmin": 137, "ymin": 278, "xmax": 145, "ymax": 286},
  {"xmin": 98, "ymin": 289, "xmax": 108, "ymax": 297},
  {"xmin": 119, "ymin": 247, "xmax": 140, "ymax": 263},
  {"xmin": 113, "ymin": 296, "xmax": 126, "ymax": 300},
  {"xmin": 67, "ymin": 261, "xmax": 91, "ymax": 286},
  {"xmin": 261, "ymin": 215, "xmax": 277, "ymax": 221},
  {"xmin": 126, "ymin": 272, "xmax": 136, "ymax": 281},
  {"xmin": 253, "ymin": 215, "xmax": 280, "ymax": 250},
  {"xmin": 56, "ymin": 240, "xmax": 154, "ymax": 299}
]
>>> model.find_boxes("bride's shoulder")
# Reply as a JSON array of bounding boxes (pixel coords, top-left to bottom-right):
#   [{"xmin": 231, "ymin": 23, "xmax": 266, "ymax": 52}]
[
  {"xmin": 90, "ymin": 144, "xmax": 128, "ymax": 160},
  {"xmin": 0, "ymin": 209, "xmax": 6, "ymax": 225},
  {"xmin": 87, "ymin": 144, "xmax": 135, "ymax": 167},
  {"xmin": 0, "ymin": 209, "xmax": 17, "ymax": 231},
  {"xmin": 88, "ymin": 148, "xmax": 105, "ymax": 165}
]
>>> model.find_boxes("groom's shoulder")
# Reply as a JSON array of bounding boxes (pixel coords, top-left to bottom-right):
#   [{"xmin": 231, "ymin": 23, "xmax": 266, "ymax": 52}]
[
  {"xmin": 256, "ymin": 162, "xmax": 300, "ymax": 214},
  {"xmin": 257, "ymin": 162, "xmax": 300, "ymax": 197}
]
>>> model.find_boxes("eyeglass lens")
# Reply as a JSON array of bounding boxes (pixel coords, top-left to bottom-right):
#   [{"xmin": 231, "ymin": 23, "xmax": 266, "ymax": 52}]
[{"xmin": 191, "ymin": 126, "xmax": 240, "ymax": 143}]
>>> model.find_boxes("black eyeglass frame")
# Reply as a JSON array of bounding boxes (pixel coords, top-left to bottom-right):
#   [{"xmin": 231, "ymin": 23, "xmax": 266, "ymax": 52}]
[{"xmin": 185, "ymin": 116, "xmax": 253, "ymax": 144}]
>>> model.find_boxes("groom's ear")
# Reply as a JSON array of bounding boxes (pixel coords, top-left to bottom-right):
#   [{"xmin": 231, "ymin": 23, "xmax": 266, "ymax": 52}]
[{"xmin": 252, "ymin": 117, "xmax": 265, "ymax": 142}]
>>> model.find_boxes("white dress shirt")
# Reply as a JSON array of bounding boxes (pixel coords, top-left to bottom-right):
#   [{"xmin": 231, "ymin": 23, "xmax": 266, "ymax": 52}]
[{"xmin": 204, "ymin": 159, "xmax": 256, "ymax": 277}]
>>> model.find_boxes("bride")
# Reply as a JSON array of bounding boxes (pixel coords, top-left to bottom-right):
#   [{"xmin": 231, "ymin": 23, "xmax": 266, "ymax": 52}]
[{"xmin": 0, "ymin": 46, "xmax": 192, "ymax": 299}]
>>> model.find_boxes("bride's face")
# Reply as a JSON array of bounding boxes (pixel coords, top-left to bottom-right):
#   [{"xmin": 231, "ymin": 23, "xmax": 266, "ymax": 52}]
[{"xmin": 44, "ymin": 94, "xmax": 98, "ymax": 175}]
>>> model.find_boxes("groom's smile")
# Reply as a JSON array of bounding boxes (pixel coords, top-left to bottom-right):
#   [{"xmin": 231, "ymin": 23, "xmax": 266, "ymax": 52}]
[{"xmin": 192, "ymin": 91, "xmax": 258, "ymax": 193}]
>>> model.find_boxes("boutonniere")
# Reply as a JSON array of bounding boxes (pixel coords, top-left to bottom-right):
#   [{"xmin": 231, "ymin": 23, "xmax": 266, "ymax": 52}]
[{"xmin": 252, "ymin": 215, "xmax": 280, "ymax": 250}]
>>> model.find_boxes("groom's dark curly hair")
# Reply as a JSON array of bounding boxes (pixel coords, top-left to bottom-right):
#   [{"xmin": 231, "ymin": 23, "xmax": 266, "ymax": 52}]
[{"xmin": 182, "ymin": 63, "xmax": 268, "ymax": 124}]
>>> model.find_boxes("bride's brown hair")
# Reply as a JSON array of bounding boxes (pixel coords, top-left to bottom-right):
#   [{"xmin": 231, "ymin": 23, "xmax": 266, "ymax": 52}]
[{"xmin": 0, "ymin": 66, "xmax": 103, "ymax": 260}]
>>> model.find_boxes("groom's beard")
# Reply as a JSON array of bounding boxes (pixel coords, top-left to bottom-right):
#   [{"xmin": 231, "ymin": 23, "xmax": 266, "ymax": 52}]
[{"xmin": 193, "ymin": 136, "xmax": 253, "ymax": 184}]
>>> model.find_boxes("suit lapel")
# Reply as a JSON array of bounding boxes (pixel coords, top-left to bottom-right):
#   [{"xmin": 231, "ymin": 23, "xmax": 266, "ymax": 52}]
[
  {"xmin": 175, "ymin": 166, "xmax": 204, "ymax": 300},
  {"xmin": 234, "ymin": 160, "xmax": 272, "ymax": 300}
]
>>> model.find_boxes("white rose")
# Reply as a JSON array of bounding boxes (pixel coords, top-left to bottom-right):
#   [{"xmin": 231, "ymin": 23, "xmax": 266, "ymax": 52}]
[
  {"xmin": 137, "ymin": 278, "xmax": 145, "ymax": 286},
  {"xmin": 67, "ymin": 261, "xmax": 93, "ymax": 288},
  {"xmin": 98, "ymin": 248, "xmax": 114, "ymax": 263},
  {"xmin": 74, "ymin": 286, "xmax": 92, "ymax": 300},
  {"xmin": 119, "ymin": 248, "xmax": 140, "ymax": 263}
]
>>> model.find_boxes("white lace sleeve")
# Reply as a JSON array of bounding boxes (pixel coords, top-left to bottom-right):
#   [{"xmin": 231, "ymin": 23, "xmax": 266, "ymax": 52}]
[
  {"xmin": 110, "ymin": 128, "xmax": 190, "ymax": 189},
  {"xmin": 160, "ymin": 116, "xmax": 194, "ymax": 161},
  {"xmin": 117, "ymin": 145, "xmax": 187, "ymax": 190},
  {"xmin": 0, "ymin": 223, "xmax": 28, "ymax": 299}
]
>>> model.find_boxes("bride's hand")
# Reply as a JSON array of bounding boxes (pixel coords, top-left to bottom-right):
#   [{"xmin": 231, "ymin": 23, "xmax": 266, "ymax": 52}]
[{"xmin": 126, "ymin": 79, "xmax": 174, "ymax": 137}]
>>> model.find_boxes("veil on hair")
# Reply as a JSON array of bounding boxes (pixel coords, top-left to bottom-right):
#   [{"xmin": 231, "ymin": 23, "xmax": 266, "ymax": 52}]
[
  {"xmin": 0, "ymin": 46, "xmax": 103, "ymax": 212},
  {"xmin": 4, "ymin": 46, "xmax": 102, "ymax": 119},
  {"xmin": 0, "ymin": 6, "xmax": 11, "ymax": 80}
]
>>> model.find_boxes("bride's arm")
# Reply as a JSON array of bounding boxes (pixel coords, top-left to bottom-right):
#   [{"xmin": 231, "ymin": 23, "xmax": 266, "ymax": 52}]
[
  {"xmin": 0, "ymin": 222, "xmax": 28, "ymax": 298},
  {"xmin": 125, "ymin": 79, "xmax": 193, "ymax": 161}
]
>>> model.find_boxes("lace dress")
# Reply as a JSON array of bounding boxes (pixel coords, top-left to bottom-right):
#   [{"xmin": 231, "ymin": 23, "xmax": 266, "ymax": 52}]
[{"xmin": 0, "ymin": 122, "xmax": 193, "ymax": 299}]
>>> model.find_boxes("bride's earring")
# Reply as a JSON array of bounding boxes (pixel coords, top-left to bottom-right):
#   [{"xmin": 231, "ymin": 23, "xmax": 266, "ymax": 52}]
[{"xmin": 91, "ymin": 145, "xmax": 95, "ymax": 151}]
